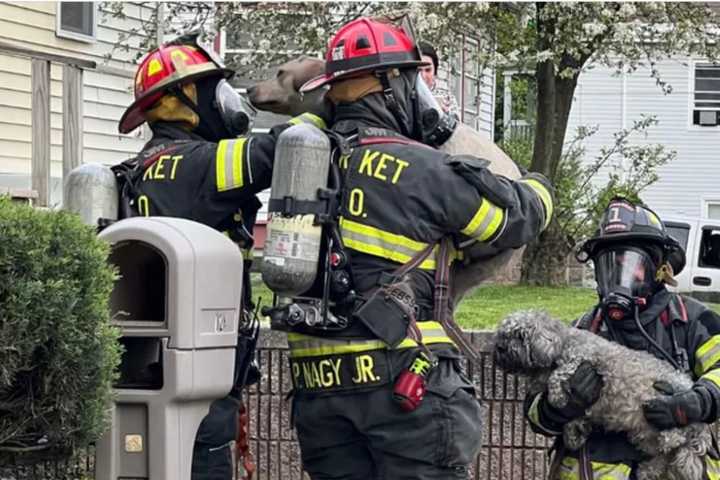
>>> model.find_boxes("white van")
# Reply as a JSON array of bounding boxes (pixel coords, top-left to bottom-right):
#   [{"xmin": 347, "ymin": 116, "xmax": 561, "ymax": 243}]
[{"xmin": 664, "ymin": 217, "xmax": 720, "ymax": 303}]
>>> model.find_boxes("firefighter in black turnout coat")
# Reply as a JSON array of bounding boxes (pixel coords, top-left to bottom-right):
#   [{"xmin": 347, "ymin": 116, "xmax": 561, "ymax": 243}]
[
  {"xmin": 525, "ymin": 197, "xmax": 720, "ymax": 480},
  {"xmin": 287, "ymin": 17, "xmax": 555, "ymax": 479},
  {"xmin": 116, "ymin": 37, "xmax": 326, "ymax": 480}
]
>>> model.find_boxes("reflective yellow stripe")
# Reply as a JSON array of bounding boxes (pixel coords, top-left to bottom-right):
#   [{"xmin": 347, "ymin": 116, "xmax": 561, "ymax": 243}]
[
  {"xmin": 527, "ymin": 393, "xmax": 561, "ymax": 435},
  {"xmin": 707, "ymin": 455, "xmax": 720, "ymax": 480},
  {"xmin": 339, "ymin": 217, "xmax": 437, "ymax": 270},
  {"xmin": 702, "ymin": 369, "xmax": 720, "ymax": 389},
  {"xmin": 520, "ymin": 178, "xmax": 554, "ymax": 229},
  {"xmin": 461, "ymin": 198, "xmax": 505, "ymax": 242},
  {"xmin": 558, "ymin": 457, "xmax": 631, "ymax": 480},
  {"xmin": 696, "ymin": 335, "xmax": 720, "ymax": 376},
  {"xmin": 594, "ymin": 461, "xmax": 631, "ymax": 480},
  {"xmin": 231, "ymin": 138, "xmax": 246, "ymax": 189},
  {"xmin": 215, "ymin": 140, "xmax": 229, "ymax": 191},
  {"xmin": 216, "ymin": 138, "xmax": 247, "ymax": 192},
  {"xmin": 288, "ymin": 112, "xmax": 327, "ymax": 130},
  {"xmin": 287, "ymin": 321, "xmax": 454, "ymax": 358}
]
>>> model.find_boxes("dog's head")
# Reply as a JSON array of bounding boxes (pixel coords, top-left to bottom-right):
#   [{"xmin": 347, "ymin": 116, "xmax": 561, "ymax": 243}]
[
  {"xmin": 247, "ymin": 56, "xmax": 326, "ymax": 117},
  {"xmin": 493, "ymin": 310, "xmax": 565, "ymax": 373}
]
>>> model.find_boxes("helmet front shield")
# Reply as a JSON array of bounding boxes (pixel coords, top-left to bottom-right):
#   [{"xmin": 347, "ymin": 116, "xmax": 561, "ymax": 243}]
[{"xmin": 595, "ymin": 247, "xmax": 658, "ymax": 299}]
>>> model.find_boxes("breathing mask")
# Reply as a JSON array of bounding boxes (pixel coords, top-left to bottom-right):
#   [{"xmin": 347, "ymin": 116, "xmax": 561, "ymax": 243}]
[
  {"xmin": 414, "ymin": 72, "xmax": 457, "ymax": 147},
  {"xmin": 214, "ymin": 79, "xmax": 257, "ymax": 136},
  {"xmin": 595, "ymin": 246, "xmax": 659, "ymax": 321},
  {"xmin": 191, "ymin": 76, "xmax": 257, "ymax": 142}
]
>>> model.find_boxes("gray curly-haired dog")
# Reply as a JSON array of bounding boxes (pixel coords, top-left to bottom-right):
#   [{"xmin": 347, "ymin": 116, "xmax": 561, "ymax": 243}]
[{"xmin": 493, "ymin": 310, "xmax": 712, "ymax": 480}]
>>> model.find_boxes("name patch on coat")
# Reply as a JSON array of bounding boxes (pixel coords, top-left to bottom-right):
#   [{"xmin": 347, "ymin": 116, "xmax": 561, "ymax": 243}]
[{"xmin": 290, "ymin": 350, "xmax": 390, "ymax": 392}]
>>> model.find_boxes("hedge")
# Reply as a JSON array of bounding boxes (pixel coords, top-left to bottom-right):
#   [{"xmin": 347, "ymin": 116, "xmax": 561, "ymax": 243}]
[{"xmin": 0, "ymin": 198, "xmax": 120, "ymax": 463}]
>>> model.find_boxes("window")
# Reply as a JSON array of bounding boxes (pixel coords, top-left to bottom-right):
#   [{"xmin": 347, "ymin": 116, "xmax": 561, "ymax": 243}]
[
  {"xmin": 56, "ymin": 2, "xmax": 96, "ymax": 43},
  {"xmin": 664, "ymin": 222, "xmax": 690, "ymax": 251},
  {"xmin": 699, "ymin": 227, "xmax": 720, "ymax": 269},
  {"xmin": 708, "ymin": 202, "xmax": 720, "ymax": 220},
  {"xmin": 692, "ymin": 62, "xmax": 720, "ymax": 126},
  {"xmin": 449, "ymin": 35, "xmax": 484, "ymax": 126}
]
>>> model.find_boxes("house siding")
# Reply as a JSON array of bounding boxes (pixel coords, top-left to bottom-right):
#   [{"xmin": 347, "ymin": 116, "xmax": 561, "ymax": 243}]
[
  {"xmin": 567, "ymin": 57, "xmax": 720, "ymax": 219},
  {"xmin": 0, "ymin": 1, "xmax": 153, "ymax": 205}
]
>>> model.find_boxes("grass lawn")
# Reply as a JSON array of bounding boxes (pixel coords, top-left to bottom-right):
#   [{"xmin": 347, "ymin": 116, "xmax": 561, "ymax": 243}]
[
  {"xmin": 250, "ymin": 275, "xmax": 720, "ymax": 331},
  {"xmin": 455, "ymin": 284, "xmax": 598, "ymax": 329}
]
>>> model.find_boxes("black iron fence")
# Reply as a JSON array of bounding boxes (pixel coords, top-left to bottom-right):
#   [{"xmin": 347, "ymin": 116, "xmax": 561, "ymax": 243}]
[
  {"xmin": 246, "ymin": 330, "xmax": 552, "ymax": 480},
  {"xmin": 0, "ymin": 330, "xmax": 552, "ymax": 480}
]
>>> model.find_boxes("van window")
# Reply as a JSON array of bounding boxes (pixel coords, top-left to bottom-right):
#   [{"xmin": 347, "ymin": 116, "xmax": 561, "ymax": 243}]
[
  {"xmin": 699, "ymin": 228, "xmax": 720, "ymax": 269},
  {"xmin": 665, "ymin": 224, "xmax": 690, "ymax": 251}
]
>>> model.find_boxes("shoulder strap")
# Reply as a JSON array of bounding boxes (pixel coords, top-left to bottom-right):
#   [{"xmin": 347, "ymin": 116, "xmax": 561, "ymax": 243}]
[
  {"xmin": 662, "ymin": 294, "xmax": 689, "ymax": 327},
  {"xmin": 434, "ymin": 236, "xmax": 481, "ymax": 364}
]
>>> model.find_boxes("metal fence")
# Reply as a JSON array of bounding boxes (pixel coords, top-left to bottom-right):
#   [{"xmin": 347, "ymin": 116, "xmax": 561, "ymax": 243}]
[
  {"xmin": 0, "ymin": 447, "xmax": 94, "ymax": 480},
  {"xmin": 246, "ymin": 330, "xmax": 552, "ymax": 480},
  {"xmin": 0, "ymin": 330, "xmax": 551, "ymax": 480}
]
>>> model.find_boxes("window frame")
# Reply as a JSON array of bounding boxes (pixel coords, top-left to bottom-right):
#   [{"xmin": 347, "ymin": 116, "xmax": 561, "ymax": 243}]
[
  {"xmin": 688, "ymin": 59, "xmax": 720, "ymax": 130},
  {"xmin": 703, "ymin": 198, "xmax": 720, "ymax": 219},
  {"xmin": 448, "ymin": 35, "xmax": 484, "ymax": 121},
  {"xmin": 55, "ymin": 2, "xmax": 98, "ymax": 44}
]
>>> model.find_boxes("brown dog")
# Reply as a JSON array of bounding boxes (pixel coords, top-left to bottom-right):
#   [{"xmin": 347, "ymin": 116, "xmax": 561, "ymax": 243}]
[
  {"xmin": 249, "ymin": 58, "xmax": 525, "ymax": 301},
  {"xmin": 246, "ymin": 56, "xmax": 326, "ymax": 117}
]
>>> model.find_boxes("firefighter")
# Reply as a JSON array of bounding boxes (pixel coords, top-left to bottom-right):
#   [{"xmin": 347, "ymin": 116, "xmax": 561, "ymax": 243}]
[
  {"xmin": 288, "ymin": 17, "xmax": 554, "ymax": 479},
  {"xmin": 524, "ymin": 197, "xmax": 720, "ymax": 480},
  {"xmin": 116, "ymin": 36, "xmax": 327, "ymax": 480}
]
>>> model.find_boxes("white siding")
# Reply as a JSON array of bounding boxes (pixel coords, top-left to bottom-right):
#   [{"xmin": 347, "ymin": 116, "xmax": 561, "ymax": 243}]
[
  {"xmin": 0, "ymin": 1, "xmax": 153, "ymax": 205},
  {"xmin": 566, "ymin": 58, "xmax": 720, "ymax": 218},
  {"xmin": 438, "ymin": 64, "xmax": 495, "ymax": 140}
]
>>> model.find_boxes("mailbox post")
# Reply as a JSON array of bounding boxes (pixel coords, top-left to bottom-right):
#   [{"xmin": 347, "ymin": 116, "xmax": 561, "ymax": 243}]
[{"xmin": 95, "ymin": 217, "xmax": 243, "ymax": 480}]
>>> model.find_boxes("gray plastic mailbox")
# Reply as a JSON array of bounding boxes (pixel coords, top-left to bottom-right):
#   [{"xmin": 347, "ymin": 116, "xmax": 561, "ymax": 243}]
[{"xmin": 95, "ymin": 217, "xmax": 243, "ymax": 480}]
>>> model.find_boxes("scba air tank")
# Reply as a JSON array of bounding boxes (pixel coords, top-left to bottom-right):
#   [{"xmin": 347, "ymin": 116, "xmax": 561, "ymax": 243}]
[
  {"xmin": 63, "ymin": 163, "xmax": 118, "ymax": 226},
  {"xmin": 261, "ymin": 123, "xmax": 331, "ymax": 297}
]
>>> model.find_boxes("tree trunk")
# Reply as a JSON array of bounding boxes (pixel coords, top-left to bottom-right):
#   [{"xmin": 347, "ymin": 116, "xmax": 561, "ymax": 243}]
[
  {"xmin": 520, "ymin": 221, "xmax": 571, "ymax": 286},
  {"xmin": 521, "ymin": 4, "xmax": 583, "ymax": 285},
  {"xmin": 521, "ymin": 73, "xmax": 580, "ymax": 285},
  {"xmin": 530, "ymin": 70, "xmax": 555, "ymax": 176}
]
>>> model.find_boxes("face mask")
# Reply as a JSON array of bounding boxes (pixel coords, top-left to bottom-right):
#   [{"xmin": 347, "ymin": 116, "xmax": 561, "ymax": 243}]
[
  {"xmin": 214, "ymin": 79, "xmax": 257, "ymax": 136},
  {"xmin": 192, "ymin": 77, "xmax": 256, "ymax": 142},
  {"xmin": 414, "ymin": 73, "xmax": 457, "ymax": 147},
  {"xmin": 594, "ymin": 247, "xmax": 659, "ymax": 320}
]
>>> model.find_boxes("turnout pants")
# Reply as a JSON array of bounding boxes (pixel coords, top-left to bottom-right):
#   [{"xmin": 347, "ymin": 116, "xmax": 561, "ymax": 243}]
[
  {"xmin": 292, "ymin": 348, "xmax": 484, "ymax": 480},
  {"xmin": 191, "ymin": 331, "xmax": 258, "ymax": 480}
]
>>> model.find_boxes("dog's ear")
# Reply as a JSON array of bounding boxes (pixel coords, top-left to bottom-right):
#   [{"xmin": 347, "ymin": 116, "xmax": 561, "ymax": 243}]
[{"xmin": 527, "ymin": 311, "xmax": 563, "ymax": 368}]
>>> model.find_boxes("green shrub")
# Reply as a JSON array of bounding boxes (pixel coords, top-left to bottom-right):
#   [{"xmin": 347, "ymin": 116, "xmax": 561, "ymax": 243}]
[{"xmin": 0, "ymin": 198, "xmax": 120, "ymax": 461}]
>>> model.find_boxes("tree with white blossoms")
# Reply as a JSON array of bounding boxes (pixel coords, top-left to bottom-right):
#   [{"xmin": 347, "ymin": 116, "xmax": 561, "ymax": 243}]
[
  {"xmin": 104, "ymin": 2, "xmax": 720, "ymax": 284},
  {"xmin": 472, "ymin": 2, "xmax": 720, "ymax": 284}
]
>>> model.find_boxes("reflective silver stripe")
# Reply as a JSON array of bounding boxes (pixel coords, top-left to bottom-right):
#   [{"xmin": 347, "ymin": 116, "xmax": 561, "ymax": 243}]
[
  {"xmin": 461, "ymin": 198, "xmax": 505, "ymax": 242},
  {"xmin": 246, "ymin": 136, "xmax": 254, "ymax": 185},
  {"xmin": 216, "ymin": 138, "xmax": 247, "ymax": 191},
  {"xmin": 339, "ymin": 218, "xmax": 437, "ymax": 270},
  {"xmin": 342, "ymin": 228, "xmax": 423, "ymax": 261}
]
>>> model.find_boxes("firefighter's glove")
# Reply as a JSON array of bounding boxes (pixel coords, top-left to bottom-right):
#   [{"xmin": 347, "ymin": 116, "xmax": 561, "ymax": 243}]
[
  {"xmin": 543, "ymin": 362, "xmax": 603, "ymax": 423},
  {"xmin": 643, "ymin": 382, "xmax": 711, "ymax": 430}
]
